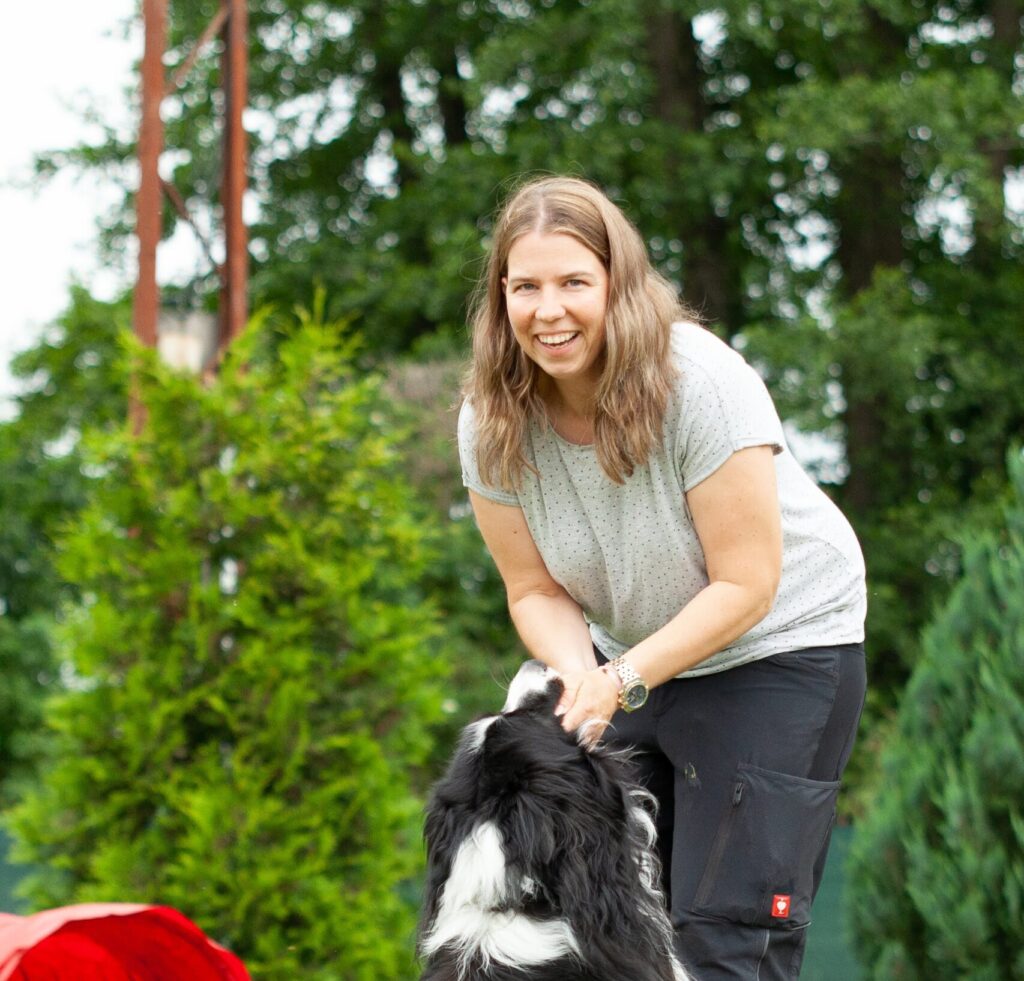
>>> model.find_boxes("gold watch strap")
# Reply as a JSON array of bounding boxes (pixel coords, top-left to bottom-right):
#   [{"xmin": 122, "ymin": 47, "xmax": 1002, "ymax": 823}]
[{"xmin": 611, "ymin": 656, "xmax": 642, "ymax": 690}]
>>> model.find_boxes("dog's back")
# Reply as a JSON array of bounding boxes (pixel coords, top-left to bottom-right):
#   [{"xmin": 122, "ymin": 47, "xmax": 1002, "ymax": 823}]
[{"xmin": 419, "ymin": 661, "xmax": 689, "ymax": 981}]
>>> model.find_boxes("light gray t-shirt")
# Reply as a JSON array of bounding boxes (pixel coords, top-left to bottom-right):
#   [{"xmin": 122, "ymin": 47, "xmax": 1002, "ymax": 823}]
[{"xmin": 458, "ymin": 321, "xmax": 866, "ymax": 677}]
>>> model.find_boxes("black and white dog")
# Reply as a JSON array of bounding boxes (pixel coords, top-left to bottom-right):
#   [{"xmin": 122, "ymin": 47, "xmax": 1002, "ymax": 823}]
[{"xmin": 419, "ymin": 660, "xmax": 690, "ymax": 981}]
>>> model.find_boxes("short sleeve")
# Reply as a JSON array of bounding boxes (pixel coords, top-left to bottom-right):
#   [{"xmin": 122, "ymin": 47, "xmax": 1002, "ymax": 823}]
[
  {"xmin": 675, "ymin": 341, "xmax": 786, "ymax": 493},
  {"xmin": 457, "ymin": 400, "xmax": 521, "ymax": 506}
]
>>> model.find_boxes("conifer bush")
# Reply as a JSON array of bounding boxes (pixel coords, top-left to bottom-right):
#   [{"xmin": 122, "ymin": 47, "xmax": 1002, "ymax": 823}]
[
  {"xmin": 8, "ymin": 311, "xmax": 445, "ymax": 979},
  {"xmin": 847, "ymin": 447, "xmax": 1024, "ymax": 979}
]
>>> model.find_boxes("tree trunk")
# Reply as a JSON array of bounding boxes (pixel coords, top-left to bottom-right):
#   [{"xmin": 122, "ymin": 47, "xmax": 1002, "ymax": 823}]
[
  {"xmin": 437, "ymin": 46, "xmax": 470, "ymax": 149},
  {"xmin": 832, "ymin": 7, "xmax": 910, "ymax": 515},
  {"xmin": 972, "ymin": 0, "xmax": 1022, "ymax": 268},
  {"xmin": 643, "ymin": 3, "xmax": 739, "ymax": 334}
]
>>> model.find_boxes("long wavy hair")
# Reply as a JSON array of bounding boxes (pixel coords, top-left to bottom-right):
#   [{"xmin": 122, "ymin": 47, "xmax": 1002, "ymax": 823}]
[{"xmin": 464, "ymin": 176, "xmax": 691, "ymax": 488}]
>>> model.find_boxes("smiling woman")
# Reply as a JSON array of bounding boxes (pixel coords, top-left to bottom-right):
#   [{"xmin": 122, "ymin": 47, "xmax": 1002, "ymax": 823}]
[
  {"xmin": 502, "ymin": 231, "xmax": 610, "ymax": 441},
  {"xmin": 453, "ymin": 175, "xmax": 868, "ymax": 980},
  {"xmin": 466, "ymin": 177, "xmax": 683, "ymax": 488}
]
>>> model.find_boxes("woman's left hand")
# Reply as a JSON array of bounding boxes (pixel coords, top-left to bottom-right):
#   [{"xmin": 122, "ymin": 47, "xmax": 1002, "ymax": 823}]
[{"xmin": 556, "ymin": 667, "xmax": 620, "ymax": 745}]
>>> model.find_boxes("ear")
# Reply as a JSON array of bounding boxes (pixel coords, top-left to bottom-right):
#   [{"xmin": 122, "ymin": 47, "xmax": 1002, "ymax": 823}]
[
  {"xmin": 491, "ymin": 748, "xmax": 618, "ymax": 905},
  {"xmin": 543, "ymin": 754, "xmax": 674, "ymax": 978},
  {"xmin": 555, "ymin": 757, "xmax": 636, "ymax": 921}
]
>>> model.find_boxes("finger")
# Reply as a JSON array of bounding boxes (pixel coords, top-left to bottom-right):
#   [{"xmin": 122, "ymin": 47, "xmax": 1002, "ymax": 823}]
[
  {"xmin": 555, "ymin": 681, "xmax": 582, "ymax": 717},
  {"xmin": 561, "ymin": 704, "xmax": 597, "ymax": 734}
]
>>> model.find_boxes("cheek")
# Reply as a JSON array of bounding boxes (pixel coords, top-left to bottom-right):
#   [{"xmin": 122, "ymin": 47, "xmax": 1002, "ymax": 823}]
[
  {"xmin": 585, "ymin": 292, "xmax": 609, "ymax": 323},
  {"xmin": 505, "ymin": 298, "xmax": 530, "ymax": 333}
]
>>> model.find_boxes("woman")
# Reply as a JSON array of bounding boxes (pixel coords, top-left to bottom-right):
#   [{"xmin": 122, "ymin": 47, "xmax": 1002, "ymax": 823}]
[{"xmin": 458, "ymin": 175, "xmax": 866, "ymax": 979}]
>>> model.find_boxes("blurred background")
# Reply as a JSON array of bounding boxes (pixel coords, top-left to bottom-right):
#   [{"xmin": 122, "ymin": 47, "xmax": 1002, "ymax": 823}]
[{"xmin": 1, "ymin": 1, "xmax": 1022, "ymax": 978}]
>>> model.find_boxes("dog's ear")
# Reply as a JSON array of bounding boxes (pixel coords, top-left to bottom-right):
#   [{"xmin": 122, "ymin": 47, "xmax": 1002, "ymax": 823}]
[
  {"xmin": 487, "ymin": 734, "xmax": 621, "ymax": 892},
  {"xmin": 564, "ymin": 755, "xmax": 680, "ymax": 980},
  {"xmin": 498, "ymin": 747, "xmax": 679, "ymax": 981}
]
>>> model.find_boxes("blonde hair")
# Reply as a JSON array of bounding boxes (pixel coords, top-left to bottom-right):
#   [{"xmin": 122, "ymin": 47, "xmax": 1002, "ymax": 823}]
[{"xmin": 465, "ymin": 175, "xmax": 691, "ymax": 488}]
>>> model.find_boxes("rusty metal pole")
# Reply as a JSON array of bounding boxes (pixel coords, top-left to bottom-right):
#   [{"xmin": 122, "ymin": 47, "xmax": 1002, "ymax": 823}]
[
  {"xmin": 218, "ymin": 0, "xmax": 249, "ymax": 361},
  {"xmin": 132, "ymin": 0, "xmax": 167, "ymax": 430},
  {"xmin": 134, "ymin": 0, "xmax": 166, "ymax": 348},
  {"xmin": 135, "ymin": 0, "xmax": 166, "ymax": 350}
]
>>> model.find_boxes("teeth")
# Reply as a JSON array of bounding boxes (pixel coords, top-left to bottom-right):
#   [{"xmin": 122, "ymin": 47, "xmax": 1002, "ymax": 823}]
[{"xmin": 538, "ymin": 332, "xmax": 578, "ymax": 346}]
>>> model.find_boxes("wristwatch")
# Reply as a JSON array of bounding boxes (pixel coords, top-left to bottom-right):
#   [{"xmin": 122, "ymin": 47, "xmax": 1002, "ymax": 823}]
[{"xmin": 609, "ymin": 655, "xmax": 649, "ymax": 712}]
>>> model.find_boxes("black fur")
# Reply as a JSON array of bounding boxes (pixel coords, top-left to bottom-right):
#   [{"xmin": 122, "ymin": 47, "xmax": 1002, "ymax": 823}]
[{"xmin": 419, "ymin": 662, "xmax": 686, "ymax": 981}]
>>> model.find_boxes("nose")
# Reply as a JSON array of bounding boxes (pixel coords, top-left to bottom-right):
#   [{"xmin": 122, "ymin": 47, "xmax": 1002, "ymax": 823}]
[{"xmin": 535, "ymin": 289, "xmax": 565, "ymax": 322}]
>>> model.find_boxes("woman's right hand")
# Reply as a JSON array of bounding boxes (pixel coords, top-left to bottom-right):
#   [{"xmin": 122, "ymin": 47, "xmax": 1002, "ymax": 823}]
[
  {"xmin": 555, "ymin": 670, "xmax": 587, "ymax": 719},
  {"xmin": 555, "ymin": 667, "xmax": 620, "ymax": 745}
]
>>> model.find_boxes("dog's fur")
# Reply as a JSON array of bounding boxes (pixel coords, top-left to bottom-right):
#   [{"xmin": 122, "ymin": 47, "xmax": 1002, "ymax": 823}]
[{"xmin": 419, "ymin": 660, "xmax": 690, "ymax": 981}]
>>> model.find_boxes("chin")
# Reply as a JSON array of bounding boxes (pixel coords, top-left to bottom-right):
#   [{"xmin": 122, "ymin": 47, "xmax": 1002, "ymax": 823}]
[{"xmin": 418, "ymin": 660, "xmax": 691, "ymax": 981}]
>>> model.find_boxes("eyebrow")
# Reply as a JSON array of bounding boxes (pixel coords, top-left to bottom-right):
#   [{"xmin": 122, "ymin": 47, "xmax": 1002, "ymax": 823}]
[{"xmin": 506, "ymin": 270, "xmax": 596, "ymax": 284}]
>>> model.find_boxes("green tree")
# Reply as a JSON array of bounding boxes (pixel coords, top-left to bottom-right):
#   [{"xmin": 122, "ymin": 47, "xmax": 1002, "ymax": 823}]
[
  {"xmin": 384, "ymin": 356, "xmax": 523, "ymax": 750},
  {"xmin": 8, "ymin": 311, "xmax": 445, "ymax": 979},
  {"xmin": 0, "ymin": 287, "xmax": 130, "ymax": 804},
  {"xmin": 741, "ymin": 0, "xmax": 1024, "ymax": 695},
  {"xmin": 846, "ymin": 446, "xmax": 1024, "ymax": 979},
  {"xmin": 30, "ymin": 0, "xmax": 1024, "ymax": 744}
]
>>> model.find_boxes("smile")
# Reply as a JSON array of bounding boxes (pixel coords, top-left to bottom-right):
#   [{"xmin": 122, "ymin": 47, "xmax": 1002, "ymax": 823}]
[{"xmin": 537, "ymin": 332, "xmax": 579, "ymax": 348}]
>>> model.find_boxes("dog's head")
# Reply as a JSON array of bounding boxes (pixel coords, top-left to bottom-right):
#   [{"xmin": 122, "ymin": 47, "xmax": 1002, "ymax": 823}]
[{"xmin": 420, "ymin": 660, "xmax": 684, "ymax": 981}]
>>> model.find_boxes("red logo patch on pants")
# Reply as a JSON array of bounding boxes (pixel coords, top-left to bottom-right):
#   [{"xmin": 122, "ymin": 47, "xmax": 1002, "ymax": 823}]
[{"xmin": 771, "ymin": 894, "xmax": 791, "ymax": 918}]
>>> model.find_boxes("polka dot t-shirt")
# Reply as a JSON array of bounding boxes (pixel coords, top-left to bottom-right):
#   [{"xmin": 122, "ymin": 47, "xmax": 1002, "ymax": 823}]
[{"xmin": 458, "ymin": 321, "xmax": 867, "ymax": 677}]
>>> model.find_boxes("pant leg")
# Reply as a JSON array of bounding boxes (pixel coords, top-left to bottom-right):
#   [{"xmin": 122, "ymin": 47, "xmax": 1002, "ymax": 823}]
[{"xmin": 652, "ymin": 644, "xmax": 866, "ymax": 981}]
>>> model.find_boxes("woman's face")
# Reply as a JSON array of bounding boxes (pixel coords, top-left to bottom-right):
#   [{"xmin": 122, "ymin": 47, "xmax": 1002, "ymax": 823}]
[{"xmin": 502, "ymin": 231, "xmax": 609, "ymax": 397}]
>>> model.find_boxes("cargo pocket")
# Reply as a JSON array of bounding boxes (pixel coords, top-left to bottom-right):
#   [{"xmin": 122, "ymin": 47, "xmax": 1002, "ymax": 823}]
[{"xmin": 689, "ymin": 763, "xmax": 839, "ymax": 929}]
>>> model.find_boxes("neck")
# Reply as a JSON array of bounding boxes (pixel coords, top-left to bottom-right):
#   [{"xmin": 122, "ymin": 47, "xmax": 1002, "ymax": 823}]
[
  {"xmin": 541, "ymin": 377, "xmax": 596, "ymax": 420},
  {"xmin": 540, "ymin": 378, "xmax": 597, "ymax": 445}
]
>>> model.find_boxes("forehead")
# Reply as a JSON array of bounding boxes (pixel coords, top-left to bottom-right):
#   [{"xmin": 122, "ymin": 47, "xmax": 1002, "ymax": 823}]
[{"xmin": 505, "ymin": 231, "xmax": 605, "ymax": 278}]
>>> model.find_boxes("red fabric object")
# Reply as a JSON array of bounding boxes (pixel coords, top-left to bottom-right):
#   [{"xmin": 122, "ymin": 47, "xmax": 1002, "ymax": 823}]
[{"xmin": 0, "ymin": 904, "xmax": 250, "ymax": 980}]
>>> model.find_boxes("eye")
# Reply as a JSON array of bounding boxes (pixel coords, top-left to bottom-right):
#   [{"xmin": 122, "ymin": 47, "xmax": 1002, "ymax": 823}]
[
  {"xmin": 512, "ymin": 282, "xmax": 537, "ymax": 293},
  {"xmin": 565, "ymin": 278, "xmax": 586, "ymax": 288}
]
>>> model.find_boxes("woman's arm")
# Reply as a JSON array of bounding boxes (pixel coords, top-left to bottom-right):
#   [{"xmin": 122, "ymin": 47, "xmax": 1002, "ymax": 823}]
[
  {"xmin": 468, "ymin": 490, "xmax": 598, "ymax": 675},
  {"xmin": 629, "ymin": 443, "xmax": 782, "ymax": 684},
  {"xmin": 560, "ymin": 444, "xmax": 782, "ymax": 734}
]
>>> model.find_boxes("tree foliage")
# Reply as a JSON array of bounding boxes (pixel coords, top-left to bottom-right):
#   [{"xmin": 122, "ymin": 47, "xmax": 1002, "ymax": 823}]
[
  {"xmin": 38, "ymin": 0, "xmax": 1023, "ymax": 715},
  {"xmin": 0, "ymin": 288, "xmax": 130, "ymax": 804},
  {"xmin": 846, "ymin": 446, "xmax": 1024, "ymax": 979},
  {"xmin": 7, "ymin": 311, "xmax": 446, "ymax": 978},
  {"xmin": 384, "ymin": 357, "xmax": 524, "ymax": 749}
]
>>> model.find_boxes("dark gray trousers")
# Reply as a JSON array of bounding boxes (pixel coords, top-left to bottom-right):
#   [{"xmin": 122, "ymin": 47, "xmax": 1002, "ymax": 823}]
[{"xmin": 601, "ymin": 643, "xmax": 866, "ymax": 981}]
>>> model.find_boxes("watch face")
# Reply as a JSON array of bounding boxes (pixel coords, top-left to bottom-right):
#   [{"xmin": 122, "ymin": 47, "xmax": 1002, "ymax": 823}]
[{"xmin": 622, "ymin": 681, "xmax": 648, "ymax": 711}]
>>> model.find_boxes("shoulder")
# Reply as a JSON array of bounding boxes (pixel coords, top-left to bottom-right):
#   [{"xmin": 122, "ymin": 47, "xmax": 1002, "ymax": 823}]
[
  {"xmin": 668, "ymin": 321, "xmax": 772, "ymax": 402},
  {"xmin": 457, "ymin": 398, "xmax": 523, "ymax": 506},
  {"xmin": 665, "ymin": 322, "xmax": 786, "ymax": 481},
  {"xmin": 457, "ymin": 398, "xmax": 477, "ymax": 443},
  {"xmin": 669, "ymin": 321, "xmax": 750, "ymax": 376}
]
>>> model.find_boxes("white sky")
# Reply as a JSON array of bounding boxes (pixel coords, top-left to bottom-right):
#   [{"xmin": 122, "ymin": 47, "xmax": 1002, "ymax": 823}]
[{"xmin": 0, "ymin": 3, "xmax": 184, "ymax": 418}]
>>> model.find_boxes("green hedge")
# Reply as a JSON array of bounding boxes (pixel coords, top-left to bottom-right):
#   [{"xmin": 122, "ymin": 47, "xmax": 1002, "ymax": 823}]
[
  {"xmin": 847, "ymin": 447, "xmax": 1024, "ymax": 979},
  {"xmin": 7, "ymin": 312, "xmax": 446, "ymax": 978}
]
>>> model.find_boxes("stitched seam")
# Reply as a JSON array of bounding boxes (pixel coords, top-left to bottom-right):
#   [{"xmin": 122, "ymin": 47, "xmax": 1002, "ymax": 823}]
[
  {"xmin": 753, "ymin": 927, "xmax": 771, "ymax": 980},
  {"xmin": 806, "ymin": 653, "xmax": 844, "ymax": 781}
]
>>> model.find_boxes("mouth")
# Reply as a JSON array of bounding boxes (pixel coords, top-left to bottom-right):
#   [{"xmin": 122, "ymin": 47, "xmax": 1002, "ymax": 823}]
[{"xmin": 536, "ymin": 331, "xmax": 579, "ymax": 349}]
